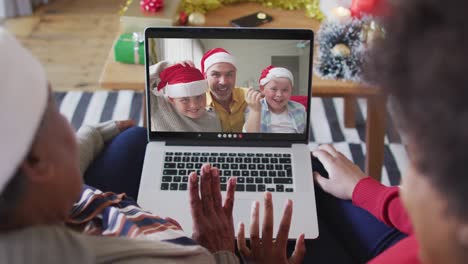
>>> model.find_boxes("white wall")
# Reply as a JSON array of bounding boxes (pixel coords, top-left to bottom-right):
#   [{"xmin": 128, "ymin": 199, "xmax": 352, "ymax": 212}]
[
  {"xmin": 154, "ymin": 38, "xmax": 203, "ymax": 66},
  {"xmin": 152, "ymin": 38, "xmax": 312, "ymax": 96},
  {"xmin": 0, "ymin": 1, "xmax": 4, "ymax": 19}
]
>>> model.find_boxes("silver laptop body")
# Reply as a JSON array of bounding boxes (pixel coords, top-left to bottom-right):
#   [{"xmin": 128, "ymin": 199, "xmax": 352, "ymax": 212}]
[{"xmin": 138, "ymin": 27, "xmax": 318, "ymax": 239}]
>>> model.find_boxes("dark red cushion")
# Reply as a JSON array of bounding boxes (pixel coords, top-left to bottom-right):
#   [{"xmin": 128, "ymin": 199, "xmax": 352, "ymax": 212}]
[{"xmin": 290, "ymin": 95, "xmax": 308, "ymax": 110}]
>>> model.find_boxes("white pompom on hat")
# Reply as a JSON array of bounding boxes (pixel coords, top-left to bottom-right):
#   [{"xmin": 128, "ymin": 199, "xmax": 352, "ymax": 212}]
[
  {"xmin": 0, "ymin": 28, "xmax": 48, "ymax": 193},
  {"xmin": 200, "ymin": 48, "xmax": 236, "ymax": 73},
  {"xmin": 259, "ymin": 65, "xmax": 294, "ymax": 87},
  {"xmin": 155, "ymin": 63, "xmax": 208, "ymax": 98}
]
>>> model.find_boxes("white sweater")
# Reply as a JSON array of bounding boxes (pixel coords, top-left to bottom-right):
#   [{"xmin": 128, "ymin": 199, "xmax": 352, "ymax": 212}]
[{"xmin": 0, "ymin": 121, "xmax": 238, "ymax": 264}]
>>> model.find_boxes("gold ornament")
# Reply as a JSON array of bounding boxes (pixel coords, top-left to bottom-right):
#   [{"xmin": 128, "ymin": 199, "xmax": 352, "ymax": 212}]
[
  {"xmin": 331, "ymin": 44, "xmax": 351, "ymax": 57},
  {"xmin": 188, "ymin": 12, "xmax": 206, "ymax": 26},
  {"xmin": 119, "ymin": 0, "xmax": 133, "ymax": 16},
  {"xmin": 305, "ymin": 2, "xmax": 325, "ymax": 20}
]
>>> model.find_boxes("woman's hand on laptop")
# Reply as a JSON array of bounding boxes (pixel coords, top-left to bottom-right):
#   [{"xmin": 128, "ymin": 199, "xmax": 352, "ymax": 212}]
[
  {"xmin": 189, "ymin": 163, "xmax": 237, "ymax": 253},
  {"xmin": 237, "ymin": 192, "xmax": 306, "ymax": 264},
  {"xmin": 312, "ymin": 144, "xmax": 367, "ymax": 200}
]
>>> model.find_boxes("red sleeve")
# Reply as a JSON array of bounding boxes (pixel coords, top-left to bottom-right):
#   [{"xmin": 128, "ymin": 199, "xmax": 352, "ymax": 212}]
[{"xmin": 352, "ymin": 177, "xmax": 413, "ymax": 235}]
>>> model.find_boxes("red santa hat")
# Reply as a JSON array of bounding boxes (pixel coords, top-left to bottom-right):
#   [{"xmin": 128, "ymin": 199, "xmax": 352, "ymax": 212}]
[
  {"xmin": 156, "ymin": 64, "xmax": 208, "ymax": 98},
  {"xmin": 0, "ymin": 28, "xmax": 48, "ymax": 193},
  {"xmin": 259, "ymin": 65, "xmax": 294, "ymax": 87},
  {"xmin": 200, "ymin": 48, "xmax": 236, "ymax": 73}
]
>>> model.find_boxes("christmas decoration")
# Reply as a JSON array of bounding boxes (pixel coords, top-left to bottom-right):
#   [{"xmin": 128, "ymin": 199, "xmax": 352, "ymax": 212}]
[
  {"xmin": 314, "ymin": 18, "xmax": 366, "ymax": 82},
  {"xmin": 120, "ymin": 0, "xmax": 181, "ymax": 32},
  {"xmin": 319, "ymin": 0, "xmax": 351, "ymax": 18},
  {"xmin": 315, "ymin": 14, "xmax": 385, "ymax": 82},
  {"xmin": 329, "ymin": 6, "xmax": 351, "ymax": 24},
  {"xmin": 360, "ymin": 20, "xmax": 385, "ymax": 47},
  {"xmin": 188, "ymin": 12, "xmax": 206, "ymax": 26},
  {"xmin": 181, "ymin": 0, "xmax": 221, "ymax": 15},
  {"xmin": 350, "ymin": 0, "xmax": 388, "ymax": 18},
  {"xmin": 178, "ymin": 11, "xmax": 188, "ymax": 25},
  {"xmin": 331, "ymin": 43, "xmax": 351, "ymax": 57},
  {"xmin": 180, "ymin": 0, "xmax": 325, "ymax": 20},
  {"xmin": 140, "ymin": 0, "xmax": 164, "ymax": 13},
  {"xmin": 304, "ymin": 1, "xmax": 325, "ymax": 20},
  {"xmin": 119, "ymin": 0, "xmax": 133, "ymax": 16},
  {"xmin": 114, "ymin": 32, "xmax": 145, "ymax": 65}
]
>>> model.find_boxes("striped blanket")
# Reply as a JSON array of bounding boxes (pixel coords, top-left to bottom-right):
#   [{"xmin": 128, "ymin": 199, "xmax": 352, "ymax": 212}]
[
  {"xmin": 54, "ymin": 91, "xmax": 408, "ymax": 186},
  {"xmin": 66, "ymin": 185, "xmax": 195, "ymax": 245}
]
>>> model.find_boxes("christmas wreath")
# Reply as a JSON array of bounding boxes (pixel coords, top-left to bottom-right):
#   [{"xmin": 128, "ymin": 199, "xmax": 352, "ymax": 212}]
[{"xmin": 314, "ymin": 19, "xmax": 367, "ymax": 82}]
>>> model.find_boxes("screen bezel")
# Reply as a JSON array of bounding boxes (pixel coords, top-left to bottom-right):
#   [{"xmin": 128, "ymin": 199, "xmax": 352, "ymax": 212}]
[{"xmin": 145, "ymin": 27, "xmax": 314, "ymax": 146}]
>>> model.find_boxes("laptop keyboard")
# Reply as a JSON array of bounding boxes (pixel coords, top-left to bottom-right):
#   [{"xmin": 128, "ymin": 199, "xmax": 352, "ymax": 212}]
[{"xmin": 160, "ymin": 152, "xmax": 294, "ymax": 193}]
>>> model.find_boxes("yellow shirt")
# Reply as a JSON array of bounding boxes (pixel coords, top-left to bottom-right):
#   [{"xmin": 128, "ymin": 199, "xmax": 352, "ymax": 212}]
[{"xmin": 206, "ymin": 87, "xmax": 248, "ymax": 132}]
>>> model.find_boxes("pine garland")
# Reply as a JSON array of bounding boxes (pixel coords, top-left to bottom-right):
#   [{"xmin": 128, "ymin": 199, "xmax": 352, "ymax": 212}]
[
  {"xmin": 181, "ymin": 0, "xmax": 324, "ymax": 20},
  {"xmin": 181, "ymin": 0, "xmax": 222, "ymax": 15},
  {"xmin": 314, "ymin": 19, "xmax": 367, "ymax": 82}
]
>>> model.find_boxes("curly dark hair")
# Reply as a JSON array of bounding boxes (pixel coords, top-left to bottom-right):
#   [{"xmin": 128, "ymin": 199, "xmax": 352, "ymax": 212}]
[{"xmin": 366, "ymin": 0, "xmax": 468, "ymax": 218}]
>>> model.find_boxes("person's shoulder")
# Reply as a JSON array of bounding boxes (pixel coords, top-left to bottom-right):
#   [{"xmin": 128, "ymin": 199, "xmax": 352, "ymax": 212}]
[
  {"xmin": 0, "ymin": 225, "xmax": 93, "ymax": 264},
  {"xmin": 205, "ymin": 108, "xmax": 221, "ymax": 124},
  {"xmin": 205, "ymin": 91, "xmax": 214, "ymax": 106},
  {"xmin": 234, "ymin": 87, "xmax": 249, "ymax": 106},
  {"xmin": 234, "ymin": 87, "xmax": 249, "ymax": 96},
  {"xmin": 206, "ymin": 107, "xmax": 217, "ymax": 116}
]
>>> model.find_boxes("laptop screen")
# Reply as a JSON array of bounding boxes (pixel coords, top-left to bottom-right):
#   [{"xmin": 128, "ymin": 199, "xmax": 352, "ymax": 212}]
[{"xmin": 145, "ymin": 28, "xmax": 313, "ymax": 145}]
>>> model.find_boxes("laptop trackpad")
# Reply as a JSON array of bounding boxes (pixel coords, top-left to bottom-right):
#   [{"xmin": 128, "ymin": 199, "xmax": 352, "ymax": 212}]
[{"xmin": 233, "ymin": 198, "xmax": 288, "ymax": 238}]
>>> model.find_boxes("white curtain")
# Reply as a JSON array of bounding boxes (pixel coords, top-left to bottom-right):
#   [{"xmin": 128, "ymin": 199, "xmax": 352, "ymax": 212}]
[{"xmin": 0, "ymin": 0, "xmax": 48, "ymax": 18}]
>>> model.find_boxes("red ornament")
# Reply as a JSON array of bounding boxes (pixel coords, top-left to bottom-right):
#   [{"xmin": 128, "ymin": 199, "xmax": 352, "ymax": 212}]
[
  {"xmin": 350, "ymin": 0, "xmax": 389, "ymax": 18},
  {"xmin": 179, "ymin": 11, "xmax": 188, "ymax": 25},
  {"xmin": 140, "ymin": 0, "xmax": 164, "ymax": 13}
]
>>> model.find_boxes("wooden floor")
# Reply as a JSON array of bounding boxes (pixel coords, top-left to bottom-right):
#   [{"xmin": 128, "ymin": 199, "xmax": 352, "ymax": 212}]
[{"xmin": 2, "ymin": 0, "xmax": 127, "ymax": 91}]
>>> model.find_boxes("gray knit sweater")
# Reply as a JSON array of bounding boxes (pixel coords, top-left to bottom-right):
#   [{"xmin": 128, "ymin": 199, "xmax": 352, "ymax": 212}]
[
  {"xmin": 149, "ymin": 60, "xmax": 222, "ymax": 132},
  {"xmin": 151, "ymin": 95, "xmax": 222, "ymax": 132},
  {"xmin": 0, "ymin": 121, "xmax": 238, "ymax": 264}
]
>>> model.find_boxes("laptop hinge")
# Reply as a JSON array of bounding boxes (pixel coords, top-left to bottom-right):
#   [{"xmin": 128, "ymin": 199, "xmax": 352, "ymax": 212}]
[{"xmin": 165, "ymin": 139, "xmax": 297, "ymax": 148}]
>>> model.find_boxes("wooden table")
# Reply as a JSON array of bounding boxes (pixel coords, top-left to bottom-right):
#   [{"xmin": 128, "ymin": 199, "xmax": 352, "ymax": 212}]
[{"xmin": 99, "ymin": 3, "xmax": 386, "ymax": 181}]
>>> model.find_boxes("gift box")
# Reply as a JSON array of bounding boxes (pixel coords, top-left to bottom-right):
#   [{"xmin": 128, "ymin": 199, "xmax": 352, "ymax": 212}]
[
  {"xmin": 120, "ymin": 0, "xmax": 181, "ymax": 33},
  {"xmin": 114, "ymin": 32, "xmax": 145, "ymax": 65}
]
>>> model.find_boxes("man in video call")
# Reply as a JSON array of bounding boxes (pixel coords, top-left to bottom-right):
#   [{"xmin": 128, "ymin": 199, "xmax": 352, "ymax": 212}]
[{"xmin": 201, "ymin": 48, "xmax": 248, "ymax": 133}]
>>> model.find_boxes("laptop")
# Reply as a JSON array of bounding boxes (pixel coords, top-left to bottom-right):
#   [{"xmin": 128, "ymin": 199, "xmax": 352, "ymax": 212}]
[{"xmin": 138, "ymin": 27, "xmax": 318, "ymax": 239}]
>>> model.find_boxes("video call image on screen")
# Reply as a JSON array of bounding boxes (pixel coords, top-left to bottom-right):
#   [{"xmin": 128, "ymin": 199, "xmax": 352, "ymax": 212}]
[{"xmin": 147, "ymin": 38, "xmax": 311, "ymax": 134}]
